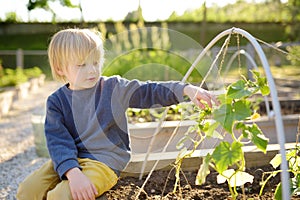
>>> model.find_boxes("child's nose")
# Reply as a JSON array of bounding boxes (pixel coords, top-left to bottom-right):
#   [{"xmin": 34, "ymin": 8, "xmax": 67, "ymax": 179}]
[{"xmin": 89, "ymin": 65, "xmax": 97, "ymax": 73}]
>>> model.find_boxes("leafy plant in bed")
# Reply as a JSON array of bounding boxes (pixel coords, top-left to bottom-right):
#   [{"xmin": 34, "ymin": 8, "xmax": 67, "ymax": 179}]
[
  {"xmin": 174, "ymin": 70, "xmax": 271, "ymax": 200},
  {"xmin": 260, "ymin": 124, "xmax": 300, "ymax": 200}
]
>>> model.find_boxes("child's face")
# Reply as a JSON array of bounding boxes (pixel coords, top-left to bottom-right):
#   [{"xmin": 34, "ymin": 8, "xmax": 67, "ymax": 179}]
[{"xmin": 63, "ymin": 59, "xmax": 101, "ymax": 90}]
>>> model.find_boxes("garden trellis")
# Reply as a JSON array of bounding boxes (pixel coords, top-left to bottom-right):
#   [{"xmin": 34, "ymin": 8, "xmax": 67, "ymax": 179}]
[{"xmin": 136, "ymin": 27, "xmax": 291, "ymax": 200}]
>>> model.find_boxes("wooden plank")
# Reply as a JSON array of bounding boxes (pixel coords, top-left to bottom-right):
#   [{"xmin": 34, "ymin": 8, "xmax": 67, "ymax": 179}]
[
  {"xmin": 130, "ymin": 142, "xmax": 297, "ymax": 162},
  {"xmin": 122, "ymin": 143, "xmax": 298, "ymax": 177}
]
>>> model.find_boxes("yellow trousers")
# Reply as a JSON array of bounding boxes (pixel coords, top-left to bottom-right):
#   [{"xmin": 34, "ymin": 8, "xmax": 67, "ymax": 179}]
[{"xmin": 16, "ymin": 158, "xmax": 118, "ymax": 200}]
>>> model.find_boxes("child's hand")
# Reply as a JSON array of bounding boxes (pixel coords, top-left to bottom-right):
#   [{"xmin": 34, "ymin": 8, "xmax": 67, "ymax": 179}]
[
  {"xmin": 65, "ymin": 167, "xmax": 98, "ymax": 200},
  {"xmin": 183, "ymin": 84, "xmax": 218, "ymax": 109}
]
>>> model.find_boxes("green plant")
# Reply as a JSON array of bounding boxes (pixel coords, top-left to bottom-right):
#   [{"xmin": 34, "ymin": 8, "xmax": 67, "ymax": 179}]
[
  {"xmin": 5, "ymin": 12, "xmax": 20, "ymax": 23},
  {"xmin": 287, "ymin": 45, "xmax": 300, "ymax": 66},
  {"xmin": 24, "ymin": 66, "xmax": 43, "ymax": 78},
  {"xmin": 260, "ymin": 119, "xmax": 300, "ymax": 200},
  {"xmin": 0, "ymin": 68, "xmax": 28, "ymax": 88},
  {"xmin": 0, "ymin": 58, "xmax": 3, "ymax": 77},
  {"xmin": 174, "ymin": 70, "xmax": 270, "ymax": 199}
]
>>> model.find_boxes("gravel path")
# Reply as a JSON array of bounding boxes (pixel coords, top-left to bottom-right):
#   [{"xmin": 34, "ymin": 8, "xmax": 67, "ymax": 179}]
[{"xmin": 0, "ymin": 81, "xmax": 61, "ymax": 200}]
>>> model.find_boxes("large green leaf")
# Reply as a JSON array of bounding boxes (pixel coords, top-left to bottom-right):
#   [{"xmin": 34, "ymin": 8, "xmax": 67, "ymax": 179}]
[
  {"xmin": 213, "ymin": 100, "xmax": 252, "ymax": 133},
  {"xmin": 213, "ymin": 104, "xmax": 235, "ymax": 133},
  {"xmin": 212, "ymin": 141, "xmax": 244, "ymax": 173},
  {"xmin": 227, "ymin": 80, "xmax": 252, "ymax": 99},
  {"xmin": 233, "ymin": 100, "xmax": 252, "ymax": 120}
]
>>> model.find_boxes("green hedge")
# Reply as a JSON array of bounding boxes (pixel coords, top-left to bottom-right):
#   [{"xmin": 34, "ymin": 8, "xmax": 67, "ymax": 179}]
[{"xmin": 0, "ymin": 66, "xmax": 43, "ymax": 87}]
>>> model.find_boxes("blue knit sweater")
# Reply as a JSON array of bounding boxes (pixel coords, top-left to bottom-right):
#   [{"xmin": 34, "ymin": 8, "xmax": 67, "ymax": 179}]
[{"xmin": 45, "ymin": 76, "xmax": 186, "ymax": 179}]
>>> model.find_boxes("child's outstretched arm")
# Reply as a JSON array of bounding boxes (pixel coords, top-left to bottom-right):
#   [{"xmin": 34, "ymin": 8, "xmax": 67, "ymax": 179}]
[{"xmin": 183, "ymin": 84, "xmax": 218, "ymax": 109}]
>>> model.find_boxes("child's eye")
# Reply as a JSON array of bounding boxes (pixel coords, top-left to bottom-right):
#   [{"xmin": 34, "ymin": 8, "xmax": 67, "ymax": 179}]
[
  {"xmin": 76, "ymin": 63, "xmax": 86, "ymax": 67},
  {"xmin": 93, "ymin": 61, "xmax": 99, "ymax": 66}
]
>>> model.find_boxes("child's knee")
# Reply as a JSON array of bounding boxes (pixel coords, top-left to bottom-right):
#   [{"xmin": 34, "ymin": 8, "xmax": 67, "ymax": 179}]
[
  {"xmin": 16, "ymin": 179, "xmax": 41, "ymax": 200},
  {"xmin": 16, "ymin": 181, "xmax": 27, "ymax": 199},
  {"xmin": 46, "ymin": 181, "xmax": 72, "ymax": 200}
]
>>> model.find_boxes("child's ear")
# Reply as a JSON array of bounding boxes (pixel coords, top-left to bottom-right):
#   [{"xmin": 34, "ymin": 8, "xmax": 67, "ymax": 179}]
[{"xmin": 56, "ymin": 67, "xmax": 64, "ymax": 76}]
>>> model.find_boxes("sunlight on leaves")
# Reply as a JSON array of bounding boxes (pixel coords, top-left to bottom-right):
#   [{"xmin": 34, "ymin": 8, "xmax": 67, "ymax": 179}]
[
  {"xmin": 233, "ymin": 100, "xmax": 252, "ymax": 120},
  {"xmin": 227, "ymin": 80, "xmax": 252, "ymax": 99},
  {"xmin": 270, "ymin": 153, "xmax": 282, "ymax": 169},
  {"xmin": 270, "ymin": 148, "xmax": 300, "ymax": 170},
  {"xmin": 175, "ymin": 70, "xmax": 271, "ymax": 199},
  {"xmin": 212, "ymin": 141, "xmax": 243, "ymax": 173},
  {"xmin": 217, "ymin": 169, "xmax": 254, "ymax": 187},
  {"xmin": 195, "ymin": 155, "xmax": 212, "ymax": 185},
  {"xmin": 213, "ymin": 103, "xmax": 235, "ymax": 133},
  {"xmin": 213, "ymin": 100, "xmax": 252, "ymax": 133},
  {"xmin": 252, "ymin": 70, "xmax": 270, "ymax": 96}
]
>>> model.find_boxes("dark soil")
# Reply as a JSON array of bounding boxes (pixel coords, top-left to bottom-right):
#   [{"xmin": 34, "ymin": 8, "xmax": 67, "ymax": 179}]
[{"xmin": 106, "ymin": 165, "xmax": 299, "ymax": 200}]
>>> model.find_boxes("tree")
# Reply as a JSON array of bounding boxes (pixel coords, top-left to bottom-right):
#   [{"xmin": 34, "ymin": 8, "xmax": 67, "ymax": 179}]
[
  {"xmin": 27, "ymin": 0, "xmax": 76, "ymax": 10},
  {"xmin": 286, "ymin": 0, "xmax": 300, "ymax": 40},
  {"xmin": 27, "ymin": 0, "xmax": 79, "ymax": 22},
  {"xmin": 5, "ymin": 12, "xmax": 20, "ymax": 23}
]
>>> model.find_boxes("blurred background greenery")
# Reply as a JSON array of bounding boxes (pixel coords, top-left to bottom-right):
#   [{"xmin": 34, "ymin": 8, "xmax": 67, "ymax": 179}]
[{"xmin": 0, "ymin": 0, "xmax": 299, "ymax": 83}]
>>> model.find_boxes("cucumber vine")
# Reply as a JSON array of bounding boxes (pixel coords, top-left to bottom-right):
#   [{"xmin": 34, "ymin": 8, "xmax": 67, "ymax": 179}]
[{"xmin": 175, "ymin": 70, "xmax": 270, "ymax": 199}]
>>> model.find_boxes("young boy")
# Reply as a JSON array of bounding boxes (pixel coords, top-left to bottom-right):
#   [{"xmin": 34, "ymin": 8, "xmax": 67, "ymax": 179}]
[{"xmin": 17, "ymin": 28, "xmax": 216, "ymax": 200}]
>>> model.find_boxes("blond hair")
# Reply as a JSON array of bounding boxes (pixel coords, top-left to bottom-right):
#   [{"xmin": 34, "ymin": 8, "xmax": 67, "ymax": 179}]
[{"xmin": 48, "ymin": 28, "xmax": 104, "ymax": 82}]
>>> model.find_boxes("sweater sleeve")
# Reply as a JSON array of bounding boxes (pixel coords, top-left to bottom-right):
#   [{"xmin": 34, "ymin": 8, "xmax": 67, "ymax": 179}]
[
  {"xmin": 111, "ymin": 76, "xmax": 187, "ymax": 109},
  {"xmin": 45, "ymin": 95, "xmax": 80, "ymax": 180}
]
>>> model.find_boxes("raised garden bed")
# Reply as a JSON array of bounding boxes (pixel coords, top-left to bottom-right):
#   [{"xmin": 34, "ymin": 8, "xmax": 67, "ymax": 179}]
[
  {"xmin": 30, "ymin": 82, "xmax": 299, "ymax": 199},
  {"xmin": 107, "ymin": 163, "xmax": 300, "ymax": 199},
  {"xmin": 0, "ymin": 76, "xmax": 46, "ymax": 119},
  {"xmin": 124, "ymin": 114, "xmax": 299, "ymax": 174},
  {"xmin": 0, "ymin": 88, "xmax": 15, "ymax": 118},
  {"xmin": 31, "ymin": 113, "xmax": 299, "ymax": 199}
]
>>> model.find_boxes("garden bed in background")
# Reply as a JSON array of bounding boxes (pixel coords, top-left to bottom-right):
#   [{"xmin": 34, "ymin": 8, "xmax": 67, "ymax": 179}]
[{"xmin": 0, "ymin": 66, "xmax": 45, "ymax": 119}]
